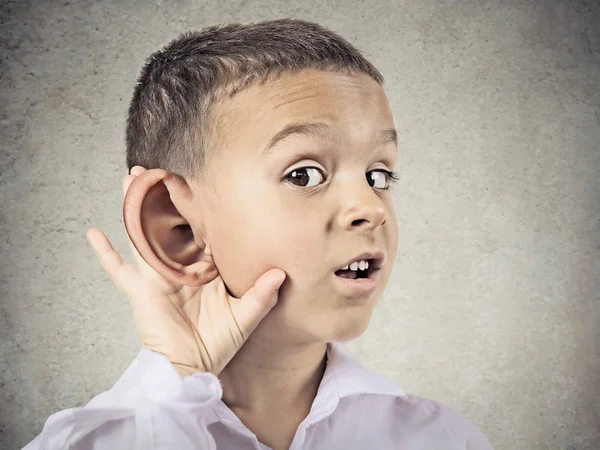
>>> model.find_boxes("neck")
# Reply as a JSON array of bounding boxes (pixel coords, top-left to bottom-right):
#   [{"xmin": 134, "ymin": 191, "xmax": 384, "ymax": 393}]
[{"xmin": 219, "ymin": 336, "xmax": 328, "ymax": 414}]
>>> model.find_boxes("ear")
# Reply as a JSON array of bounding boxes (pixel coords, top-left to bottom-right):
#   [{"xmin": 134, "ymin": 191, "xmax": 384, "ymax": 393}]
[{"xmin": 122, "ymin": 168, "xmax": 218, "ymax": 287}]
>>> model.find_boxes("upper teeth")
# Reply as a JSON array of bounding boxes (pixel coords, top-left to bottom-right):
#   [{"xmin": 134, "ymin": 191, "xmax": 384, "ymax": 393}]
[{"xmin": 342, "ymin": 260, "xmax": 370, "ymax": 271}]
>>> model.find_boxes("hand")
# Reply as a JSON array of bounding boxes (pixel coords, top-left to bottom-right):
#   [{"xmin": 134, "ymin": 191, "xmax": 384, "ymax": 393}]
[{"xmin": 86, "ymin": 166, "xmax": 286, "ymax": 377}]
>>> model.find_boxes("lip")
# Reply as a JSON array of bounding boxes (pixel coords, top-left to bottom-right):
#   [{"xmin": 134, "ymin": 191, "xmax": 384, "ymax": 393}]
[
  {"xmin": 332, "ymin": 249, "xmax": 385, "ymax": 298},
  {"xmin": 332, "ymin": 267, "xmax": 381, "ymax": 298},
  {"xmin": 334, "ymin": 249, "xmax": 385, "ymax": 272}
]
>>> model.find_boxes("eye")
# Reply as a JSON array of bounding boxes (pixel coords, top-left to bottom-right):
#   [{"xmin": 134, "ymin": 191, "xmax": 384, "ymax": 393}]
[
  {"xmin": 366, "ymin": 169, "xmax": 400, "ymax": 189},
  {"xmin": 284, "ymin": 167, "xmax": 325, "ymax": 188}
]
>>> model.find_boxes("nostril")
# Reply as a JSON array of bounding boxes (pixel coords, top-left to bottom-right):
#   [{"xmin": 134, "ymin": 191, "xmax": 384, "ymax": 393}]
[{"xmin": 351, "ymin": 219, "xmax": 368, "ymax": 227}]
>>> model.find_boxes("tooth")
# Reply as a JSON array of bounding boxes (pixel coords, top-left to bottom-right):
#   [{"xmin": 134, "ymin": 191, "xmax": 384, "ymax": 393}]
[
  {"xmin": 349, "ymin": 262, "xmax": 359, "ymax": 271},
  {"xmin": 358, "ymin": 260, "xmax": 366, "ymax": 270},
  {"xmin": 365, "ymin": 260, "xmax": 369, "ymax": 269},
  {"xmin": 341, "ymin": 264, "xmax": 349, "ymax": 270}
]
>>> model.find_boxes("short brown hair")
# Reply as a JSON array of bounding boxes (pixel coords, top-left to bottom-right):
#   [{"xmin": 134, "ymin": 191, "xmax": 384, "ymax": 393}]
[{"xmin": 125, "ymin": 18, "xmax": 384, "ymax": 180}]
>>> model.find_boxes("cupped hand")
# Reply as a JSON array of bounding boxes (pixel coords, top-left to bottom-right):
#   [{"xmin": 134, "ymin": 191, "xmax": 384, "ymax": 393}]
[{"xmin": 86, "ymin": 166, "xmax": 286, "ymax": 377}]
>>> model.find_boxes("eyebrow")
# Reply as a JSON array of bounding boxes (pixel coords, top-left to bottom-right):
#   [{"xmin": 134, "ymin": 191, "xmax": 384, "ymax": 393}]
[{"xmin": 261, "ymin": 121, "xmax": 398, "ymax": 157}]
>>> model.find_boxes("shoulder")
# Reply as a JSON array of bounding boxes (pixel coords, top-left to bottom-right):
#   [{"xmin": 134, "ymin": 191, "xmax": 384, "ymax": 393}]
[
  {"xmin": 392, "ymin": 394, "xmax": 494, "ymax": 449},
  {"xmin": 333, "ymin": 392, "xmax": 493, "ymax": 449}
]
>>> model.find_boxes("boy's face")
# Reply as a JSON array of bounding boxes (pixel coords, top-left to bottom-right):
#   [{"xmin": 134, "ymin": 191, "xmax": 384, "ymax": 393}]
[{"xmin": 193, "ymin": 68, "xmax": 399, "ymax": 343}]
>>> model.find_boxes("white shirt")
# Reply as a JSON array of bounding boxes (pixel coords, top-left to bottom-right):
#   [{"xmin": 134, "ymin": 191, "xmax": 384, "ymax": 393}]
[{"xmin": 24, "ymin": 343, "xmax": 493, "ymax": 449}]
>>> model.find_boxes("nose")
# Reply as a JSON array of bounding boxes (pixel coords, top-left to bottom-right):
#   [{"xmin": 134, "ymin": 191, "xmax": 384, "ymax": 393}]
[{"xmin": 337, "ymin": 180, "xmax": 388, "ymax": 231}]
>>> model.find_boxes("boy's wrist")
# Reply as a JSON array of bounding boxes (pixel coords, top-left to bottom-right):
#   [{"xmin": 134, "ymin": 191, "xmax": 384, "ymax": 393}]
[{"xmin": 173, "ymin": 363, "xmax": 206, "ymax": 378}]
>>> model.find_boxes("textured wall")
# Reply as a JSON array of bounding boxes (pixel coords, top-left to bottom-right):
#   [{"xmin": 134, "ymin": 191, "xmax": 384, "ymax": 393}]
[{"xmin": 1, "ymin": 0, "xmax": 599, "ymax": 448}]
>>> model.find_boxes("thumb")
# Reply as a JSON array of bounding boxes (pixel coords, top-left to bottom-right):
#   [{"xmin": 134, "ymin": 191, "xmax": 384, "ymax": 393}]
[{"xmin": 232, "ymin": 269, "xmax": 287, "ymax": 337}]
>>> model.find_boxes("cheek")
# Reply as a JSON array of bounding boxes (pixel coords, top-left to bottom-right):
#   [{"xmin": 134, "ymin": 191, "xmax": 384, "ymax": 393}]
[
  {"xmin": 204, "ymin": 169, "xmax": 329, "ymax": 296},
  {"xmin": 390, "ymin": 221, "xmax": 399, "ymax": 257},
  {"xmin": 214, "ymin": 219, "xmax": 323, "ymax": 299},
  {"xmin": 379, "ymin": 208, "xmax": 399, "ymax": 285},
  {"xmin": 387, "ymin": 205, "xmax": 400, "ymax": 255},
  {"xmin": 209, "ymin": 223, "xmax": 275, "ymax": 297},
  {"xmin": 207, "ymin": 203, "xmax": 307, "ymax": 298}
]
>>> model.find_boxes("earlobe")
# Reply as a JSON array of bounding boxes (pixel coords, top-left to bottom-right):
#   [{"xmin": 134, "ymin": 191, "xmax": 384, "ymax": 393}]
[{"xmin": 122, "ymin": 169, "xmax": 218, "ymax": 287}]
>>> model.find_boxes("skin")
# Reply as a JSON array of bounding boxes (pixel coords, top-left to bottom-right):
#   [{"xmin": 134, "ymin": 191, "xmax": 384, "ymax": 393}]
[{"xmin": 120, "ymin": 68, "xmax": 399, "ymax": 450}]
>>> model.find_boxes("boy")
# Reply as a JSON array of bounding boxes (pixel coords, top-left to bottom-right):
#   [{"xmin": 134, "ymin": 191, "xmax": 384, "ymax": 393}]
[{"xmin": 24, "ymin": 18, "xmax": 492, "ymax": 449}]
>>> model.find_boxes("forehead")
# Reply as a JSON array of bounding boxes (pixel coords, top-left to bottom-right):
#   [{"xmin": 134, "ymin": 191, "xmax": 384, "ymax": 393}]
[{"xmin": 210, "ymin": 69, "xmax": 395, "ymax": 155}]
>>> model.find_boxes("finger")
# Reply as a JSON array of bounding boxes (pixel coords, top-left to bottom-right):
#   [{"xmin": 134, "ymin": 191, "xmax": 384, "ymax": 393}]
[
  {"xmin": 86, "ymin": 228, "xmax": 143, "ymax": 301},
  {"xmin": 123, "ymin": 167, "xmax": 145, "ymax": 197},
  {"xmin": 130, "ymin": 166, "xmax": 146, "ymax": 176},
  {"xmin": 231, "ymin": 269, "xmax": 286, "ymax": 337}
]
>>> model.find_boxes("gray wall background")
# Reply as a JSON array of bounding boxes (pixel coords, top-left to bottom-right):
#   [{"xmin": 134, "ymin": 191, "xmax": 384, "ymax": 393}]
[{"xmin": 1, "ymin": 0, "xmax": 599, "ymax": 448}]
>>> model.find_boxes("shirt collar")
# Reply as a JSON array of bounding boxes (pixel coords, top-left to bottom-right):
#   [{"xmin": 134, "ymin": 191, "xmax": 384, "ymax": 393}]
[
  {"xmin": 304, "ymin": 341, "xmax": 406, "ymax": 426},
  {"xmin": 207, "ymin": 342, "xmax": 406, "ymax": 428},
  {"xmin": 323, "ymin": 341, "xmax": 407, "ymax": 400}
]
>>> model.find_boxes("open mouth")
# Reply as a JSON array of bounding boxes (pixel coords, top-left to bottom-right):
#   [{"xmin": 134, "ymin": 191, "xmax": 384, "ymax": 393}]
[{"xmin": 334, "ymin": 259, "xmax": 376, "ymax": 280}]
